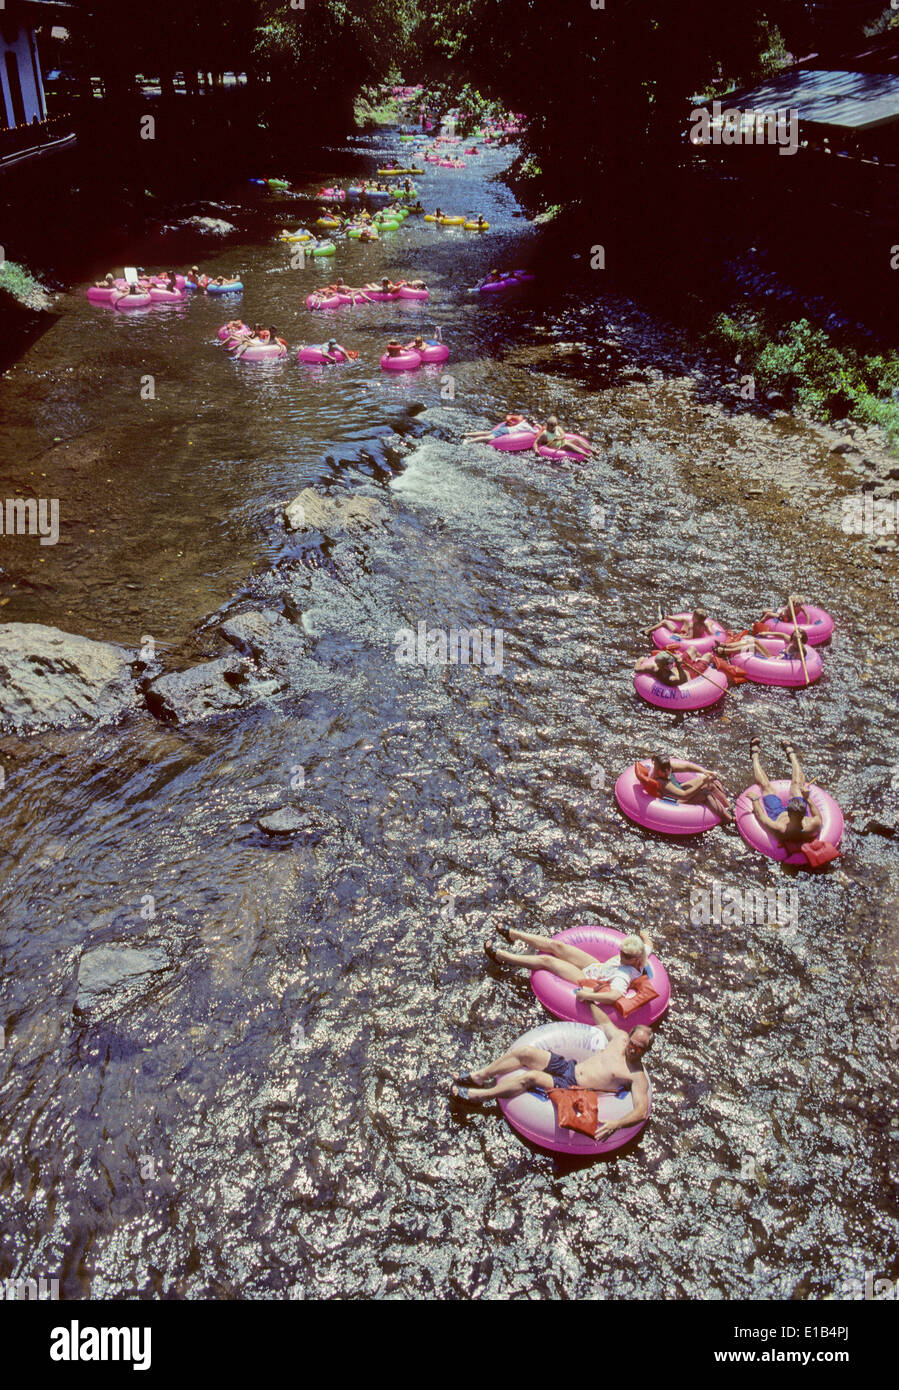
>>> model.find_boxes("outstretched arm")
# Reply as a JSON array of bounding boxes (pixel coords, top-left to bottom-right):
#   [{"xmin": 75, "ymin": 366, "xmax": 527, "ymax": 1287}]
[
  {"xmin": 595, "ymin": 1071, "xmax": 650, "ymax": 1142},
  {"xmin": 588, "ymin": 1002, "xmax": 627, "ymax": 1041},
  {"xmin": 576, "ymin": 987, "xmax": 623, "ymax": 1005},
  {"xmin": 663, "ymin": 778, "xmax": 707, "ymax": 801}
]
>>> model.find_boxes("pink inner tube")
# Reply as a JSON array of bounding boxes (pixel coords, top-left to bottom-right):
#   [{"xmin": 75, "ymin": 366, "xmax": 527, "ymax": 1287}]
[
  {"xmin": 87, "ymin": 286, "xmax": 117, "ymax": 303},
  {"xmin": 735, "ymin": 780, "xmax": 844, "ymax": 865},
  {"xmin": 759, "ymin": 605, "xmax": 834, "ymax": 646},
  {"xmin": 380, "ymin": 350, "xmax": 422, "ymax": 371},
  {"xmin": 148, "ymin": 287, "xmax": 183, "ymax": 302},
  {"xmin": 416, "ymin": 341, "xmax": 449, "ymax": 363},
  {"xmin": 498, "ymin": 1022, "xmax": 652, "ymax": 1156},
  {"xmin": 298, "ymin": 345, "xmax": 348, "ymax": 364},
  {"xmin": 337, "ymin": 292, "xmax": 370, "ymax": 305},
  {"xmin": 650, "ymin": 614, "xmax": 727, "ymax": 655},
  {"xmin": 633, "ymin": 665, "xmax": 728, "ymax": 710},
  {"xmin": 488, "ymin": 429, "xmax": 538, "ymax": 452},
  {"xmin": 397, "ymin": 286, "xmax": 430, "ymax": 301},
  {"xmin": 366, "ymin": 290, "xmax": 401, "ymax": 302},
  {"xmin": 113, "ymin": 293, "xmax": 152, "ymax": 310},
  {"xmin": 234, "ymin": 342, "xmax": 287, "ymax": 362},
  {"xmin": 218, "ymin": 324, "xmax": 250, "ymax": 341},
  {"xmin": 615, "ymin": 761, "xmax": 723, "ymax": 835},
  {"xmin": 730, "ymin": 637, "xmax": 823, "ymax": 687},
  {"xmin": 530, "ymin": 925, "xmax": 670, "ymax": 1029},
  {"xmin": 306, "ymin": 293, "xmax": 341, "ymax": 310}
]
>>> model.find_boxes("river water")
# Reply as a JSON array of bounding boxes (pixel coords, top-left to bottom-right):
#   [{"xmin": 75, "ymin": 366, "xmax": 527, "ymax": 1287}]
[{"xmin": 0, "ymin": 132, "xmax": 897, "ymax": 1301}]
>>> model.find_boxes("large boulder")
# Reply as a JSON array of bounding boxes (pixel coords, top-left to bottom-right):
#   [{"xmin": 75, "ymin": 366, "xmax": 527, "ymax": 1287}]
[
  {"xmin": 0, "ymin": 623, "xmax": 135, "ymax": 734},
  {"xmin": 283, "ymin": 488, "xmax": 387, "ymax": 534}
]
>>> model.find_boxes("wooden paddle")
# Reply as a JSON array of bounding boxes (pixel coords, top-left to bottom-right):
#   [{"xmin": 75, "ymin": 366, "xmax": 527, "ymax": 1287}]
[{"xmin": 788, "ymin": 596, "xmax": 811, "ymax": 686}]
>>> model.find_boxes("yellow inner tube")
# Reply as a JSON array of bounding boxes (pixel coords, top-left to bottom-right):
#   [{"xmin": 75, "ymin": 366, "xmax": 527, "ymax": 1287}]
[
  {"xmin": 464, "ymin": 221, "xmax": 490, "ymax": 230},
  {"xmin": 280, "ymin": 232, "xmax": 312, "ymax": 242},
  {"xmin": 440, "ymin": 216, "xmax": 466, "ymax": 226},
  {"xmin": 316, "ymin": 218, "xmax": 340, "ymax": 228}
]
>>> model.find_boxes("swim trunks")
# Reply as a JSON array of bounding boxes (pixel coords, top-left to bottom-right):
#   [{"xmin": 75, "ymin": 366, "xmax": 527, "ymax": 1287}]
[
  {"xmin": 763, "ymin": 794, "xmax": 808, "ymax": 819},
  {"xmin": 545, "ymin": 1052, "xmax": 578, "ymax": 1089}
]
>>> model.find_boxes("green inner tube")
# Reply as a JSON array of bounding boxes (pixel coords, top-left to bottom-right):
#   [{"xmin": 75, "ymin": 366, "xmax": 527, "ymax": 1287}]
[{"xmin": 308, "ymin": 243, "xmax": 336, "ymax": 256}]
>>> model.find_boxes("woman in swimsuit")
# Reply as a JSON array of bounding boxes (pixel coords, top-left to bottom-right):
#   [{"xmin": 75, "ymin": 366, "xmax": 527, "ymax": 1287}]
[
  {"xmin": 483, "ymin": 927, "xmax": 654, "ymax": 1005},
  {"xmin": 644, "ymin": 752, "xmax": 733, "ymax": 822}
]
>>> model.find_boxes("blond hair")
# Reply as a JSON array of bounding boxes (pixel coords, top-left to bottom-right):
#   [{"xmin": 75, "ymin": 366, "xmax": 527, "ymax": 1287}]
[{"xmin": 620, "ymin": 934, "xmax": 647, "ymax": 962}]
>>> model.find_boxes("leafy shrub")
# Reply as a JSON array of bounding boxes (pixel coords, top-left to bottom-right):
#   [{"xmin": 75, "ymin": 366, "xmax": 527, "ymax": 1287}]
[{"xmin": 706, "ymin": 311, "xmax": 899, "ymax": 446}]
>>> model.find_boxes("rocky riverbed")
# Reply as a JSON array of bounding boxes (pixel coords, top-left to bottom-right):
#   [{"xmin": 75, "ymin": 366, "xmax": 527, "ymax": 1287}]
[{"xmin": 0, "ymin": 138, "xmax": 896, "ymax": 1301}]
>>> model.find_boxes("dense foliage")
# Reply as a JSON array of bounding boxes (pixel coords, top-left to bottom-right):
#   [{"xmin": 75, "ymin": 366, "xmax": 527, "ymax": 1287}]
[
  {"xmin": 408, "ymin": 1, "xmax": 896, "ymax": 201},
  {"xmin": 709, "ymin": 311, "xmax": 899, "ymax": 441}
]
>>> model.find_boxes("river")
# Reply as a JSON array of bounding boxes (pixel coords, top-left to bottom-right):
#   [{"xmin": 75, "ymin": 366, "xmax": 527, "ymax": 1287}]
[{"xmin": 0, "ymin": 130, "xmax": 896, "ymax": 1301}]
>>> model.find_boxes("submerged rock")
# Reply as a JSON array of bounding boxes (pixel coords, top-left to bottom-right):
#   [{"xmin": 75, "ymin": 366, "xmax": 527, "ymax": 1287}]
[
  {"xmin": 220, "ymin": 609, "xmax": 305, "ymax": 674},
  {"xmin": 408, "ymin": 404, "xmax": 477, "ymax": 438},
  {"xmin": 257, "ymin": 806, "xmax": 341, "ymax": 838},
  {"xmin": 171, "ymin": 215, "xmax": 237, "ymax": 236},
  {"xmin": 257, "ymin": 807, "xmax": 317, "ymax": 837},
  {"xmin": 76, "ymin": 944, "xmax": 170, "ymax": 1013},
  {"xmin": 145, "ymin": 655, "xmax": 278, "ymax": 725},
  {"xmin": 283, "ymin": 488, "xmax": 387, "ymax": 535},
  {"xmin": 0, "ymin": 622, "xmax": 135, "ymax": 734}
]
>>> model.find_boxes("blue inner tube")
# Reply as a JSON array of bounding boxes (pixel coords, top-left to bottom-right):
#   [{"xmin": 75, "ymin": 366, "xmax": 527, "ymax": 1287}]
[{"xmin": 206, "ymin": 282, "xmax": 243, "ymax": 294}]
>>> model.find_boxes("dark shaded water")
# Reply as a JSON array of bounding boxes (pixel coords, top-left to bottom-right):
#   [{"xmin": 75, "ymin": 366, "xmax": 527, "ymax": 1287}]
[{"xmin": 0, "ymin": 133, "xmax": 897, "ymax": 1301}]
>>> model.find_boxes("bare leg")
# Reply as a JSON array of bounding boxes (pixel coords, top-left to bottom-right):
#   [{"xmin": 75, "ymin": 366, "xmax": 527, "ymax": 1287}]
[
  {"xmin": 751, "ymin": 750, "xmax": 774, "ymax": 794},
  {"xmin": 707, "ymin": 790, "xmax": 734, "ymax": 822},
  {"xmin": 490, "ymin": 947, "xmax": 586, "ymax": 983},
  {"xmin": 462, "ymin": 1068, "xmax": 556, "ymax": 1101},
  {"xmin": 458, "ymin": 1044, "xmax": 551, "ymax": 1087},
  {"xmin": 784, "ymin": 745, "xmax": 806, "ymax": 797},
  {"xmin": 505, "ymin": 930, "xmax": 600, "ymax": 971}
]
